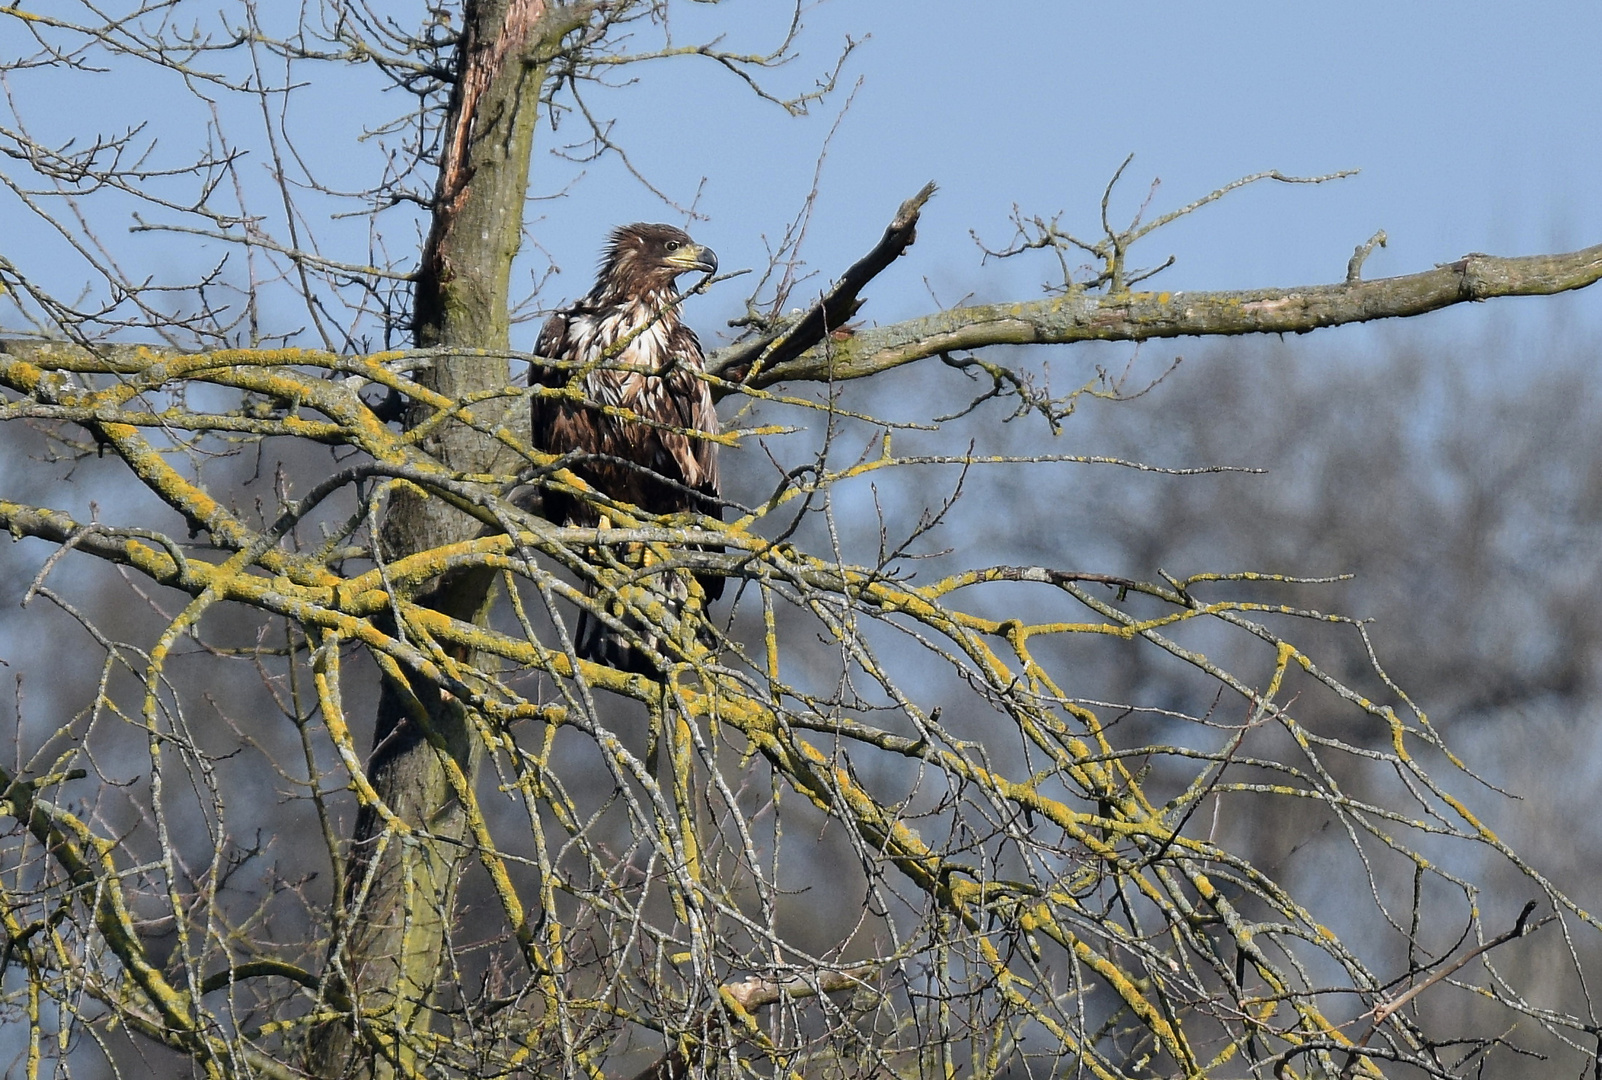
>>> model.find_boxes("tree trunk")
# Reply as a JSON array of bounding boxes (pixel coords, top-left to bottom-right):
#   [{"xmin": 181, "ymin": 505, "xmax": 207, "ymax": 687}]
[{"xmin": 305, "ymin": 3, "xmax": 584, "ymax": 1075}]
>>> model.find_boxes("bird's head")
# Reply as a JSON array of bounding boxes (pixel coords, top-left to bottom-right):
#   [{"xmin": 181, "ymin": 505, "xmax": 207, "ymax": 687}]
[{"xmin": 600, "ymin": 223, "xmax": 718, "ymax": 297}]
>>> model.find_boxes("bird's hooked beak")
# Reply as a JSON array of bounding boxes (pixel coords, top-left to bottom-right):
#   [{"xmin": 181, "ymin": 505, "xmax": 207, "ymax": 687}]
[{"xmin": 666, "ymin": 242, "xmax": 717, "ymax": 276}]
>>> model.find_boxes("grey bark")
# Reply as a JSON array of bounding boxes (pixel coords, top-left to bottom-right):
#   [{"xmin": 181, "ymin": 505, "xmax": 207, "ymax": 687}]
[{"xmin": 304, "ymin": 3, "xmax": 588, "ymax": 1076}]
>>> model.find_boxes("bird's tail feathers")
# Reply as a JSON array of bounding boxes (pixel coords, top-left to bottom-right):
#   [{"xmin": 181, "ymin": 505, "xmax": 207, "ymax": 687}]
[{"xmin": 573, "ymin": 568, "xmax": 715, "ymax": 676}]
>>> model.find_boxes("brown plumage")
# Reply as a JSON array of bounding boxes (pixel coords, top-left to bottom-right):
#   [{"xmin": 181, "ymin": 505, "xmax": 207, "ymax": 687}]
[{"xmin": 531, "ymin": 223, "xmax": 722, "ymax": 671}]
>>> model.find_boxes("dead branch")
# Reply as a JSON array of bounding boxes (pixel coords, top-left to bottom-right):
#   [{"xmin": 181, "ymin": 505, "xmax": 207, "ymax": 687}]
[{"xmin": 709, "ymin": 181, "xmax": 937, "ymax": 387}]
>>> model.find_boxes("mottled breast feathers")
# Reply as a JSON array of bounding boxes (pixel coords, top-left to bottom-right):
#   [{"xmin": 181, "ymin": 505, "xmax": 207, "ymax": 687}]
[{"xmin": 529, "ymin": 222, "xmax": 723, "ymax": 602}]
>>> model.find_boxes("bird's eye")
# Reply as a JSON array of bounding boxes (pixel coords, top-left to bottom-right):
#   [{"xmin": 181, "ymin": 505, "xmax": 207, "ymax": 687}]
[{"xmin": 665, "ymin": 240, "xmax": 680, "ymax": 251}]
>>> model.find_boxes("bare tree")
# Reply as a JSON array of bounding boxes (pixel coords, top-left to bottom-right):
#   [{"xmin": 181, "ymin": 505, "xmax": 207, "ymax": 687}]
[{"xmin": 2, "ymin": 3, "xmax": 1601, "ymax": 1079}]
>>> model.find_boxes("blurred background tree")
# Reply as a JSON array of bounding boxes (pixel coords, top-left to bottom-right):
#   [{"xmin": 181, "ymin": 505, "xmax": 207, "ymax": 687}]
[{"xmin": 2, "ymin": 3, "xmax": 1602, "ymax": 1079}]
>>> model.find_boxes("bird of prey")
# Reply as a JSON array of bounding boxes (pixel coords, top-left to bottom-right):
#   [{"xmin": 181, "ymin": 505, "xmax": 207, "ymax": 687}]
[{"xmin": 530, "ymin": 222, "xmax": 723, "ymax": 673}]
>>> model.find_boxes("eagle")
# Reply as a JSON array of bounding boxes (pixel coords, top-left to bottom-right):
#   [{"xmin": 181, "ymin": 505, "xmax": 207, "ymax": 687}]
[{"xmin": 530, "ymin": 222, "xmax": 723, "ymax": 674}]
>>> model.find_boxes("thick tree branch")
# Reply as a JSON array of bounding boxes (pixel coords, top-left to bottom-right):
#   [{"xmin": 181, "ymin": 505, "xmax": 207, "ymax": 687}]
[
  {"xmin": 707, "ymin": 241, "xmax": 1602, "ymax": 390},
  {"xmin": 10, "ymin": 241, "xmax": 1601, "ymax": 406}
]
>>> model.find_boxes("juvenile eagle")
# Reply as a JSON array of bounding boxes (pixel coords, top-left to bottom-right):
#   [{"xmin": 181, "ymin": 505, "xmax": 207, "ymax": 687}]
[{"xmin": 530, "ymin": 222, "xmax": 722, "ymax": 672}]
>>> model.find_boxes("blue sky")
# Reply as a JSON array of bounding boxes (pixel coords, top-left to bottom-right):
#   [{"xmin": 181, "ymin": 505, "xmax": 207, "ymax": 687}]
[
  {"xmin": 539, "ymin": 0, "xmax": 1602, "ymax": 341},
  {"xmin": 4, "ymin": 2, "xmax": 1598, "ymax": 350}
]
